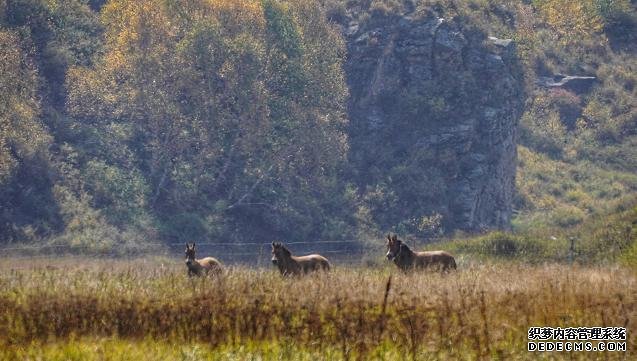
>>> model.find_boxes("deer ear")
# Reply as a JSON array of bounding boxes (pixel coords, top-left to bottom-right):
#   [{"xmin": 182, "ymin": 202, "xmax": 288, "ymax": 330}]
[
  {"xmin": 185, "ymin": 243, "xmax": 189, "ymax": 249},
  {"xmin": 386, "ymin": 234, "xmax": 391, "ymax": 242},
  {"xmin": 192, "ymin": 243, "xmax": 196, "ymax": 249}
]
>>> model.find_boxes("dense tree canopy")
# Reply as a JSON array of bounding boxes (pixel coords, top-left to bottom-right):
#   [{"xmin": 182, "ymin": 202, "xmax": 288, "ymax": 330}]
[
  {"xmin": 0, "ymin": 29, "xmax": 45, "ymax": 183},
  {"xmin": 1, "ymin": 0, "xmax": 635, "ymax": 251},
  {"xmin": 66, "ymin": 0, "xmax": 350, "ymax": 244},
  {"xmin": 1, "ymin": 0, "xmax": 352, "ymax": 249}
]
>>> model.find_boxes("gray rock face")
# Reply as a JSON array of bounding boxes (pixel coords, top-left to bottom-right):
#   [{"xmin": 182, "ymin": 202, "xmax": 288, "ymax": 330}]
[
  {"xmin": 536, "ymin": 74, "xmax": 597, "ymax": 94},
  {"xmin": 345, "ymin": 10, "xmax": 525, "ymax": 232}
]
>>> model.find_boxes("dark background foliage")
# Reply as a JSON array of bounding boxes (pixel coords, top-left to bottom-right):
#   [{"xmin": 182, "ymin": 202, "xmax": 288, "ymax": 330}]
[{"xmin": 1, "ymin": 0, "xmax": 636, "ymax": 255}]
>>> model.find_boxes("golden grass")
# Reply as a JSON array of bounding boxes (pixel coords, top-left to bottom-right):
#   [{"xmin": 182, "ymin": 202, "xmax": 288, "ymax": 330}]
[{"xmin": 0, "ymin": 258, "xmax": 635, "ymax": 360}]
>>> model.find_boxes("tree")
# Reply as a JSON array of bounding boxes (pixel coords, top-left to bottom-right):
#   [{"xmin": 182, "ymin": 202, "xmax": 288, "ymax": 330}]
[
  {"xmin": 66, "ymin": 0, "xmax": 351, "ymax": 243},
  {"xmin": 0, "ymin": 30, "xmax": 46, "ymax": 183}
]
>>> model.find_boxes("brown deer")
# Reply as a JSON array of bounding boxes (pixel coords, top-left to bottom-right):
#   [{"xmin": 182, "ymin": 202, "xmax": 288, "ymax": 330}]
[
  {"xmin": 184, "ymin": 243, "xmax": 222, "ymax": 277},
  {"xmin": 271, "ymin": 241, "xmax": 330, "ymax": 276},
  {"xmin": 385, "ymin": 234, "xmax": 456, "ymax": 271}
]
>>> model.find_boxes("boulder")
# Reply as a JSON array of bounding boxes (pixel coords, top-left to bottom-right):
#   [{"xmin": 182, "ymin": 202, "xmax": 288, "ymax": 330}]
[{"xmin": 536, "ymin": 74, "xmax": 597, "ymax": 94}]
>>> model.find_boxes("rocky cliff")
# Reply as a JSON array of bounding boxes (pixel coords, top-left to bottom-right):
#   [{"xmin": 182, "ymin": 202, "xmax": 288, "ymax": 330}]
[{"xmin": 342, "ymin": 7, "xmax": 525, "ymax": 233}]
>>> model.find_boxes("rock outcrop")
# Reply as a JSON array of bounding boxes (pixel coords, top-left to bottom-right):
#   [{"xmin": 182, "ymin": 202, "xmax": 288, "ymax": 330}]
[
  {"xmin": 343, "ymin": 9, "xmax": 525, "ymax": 232},
  {"xmin": 536, "ymin": 74, "xmax": 597, "ymax": 94}
]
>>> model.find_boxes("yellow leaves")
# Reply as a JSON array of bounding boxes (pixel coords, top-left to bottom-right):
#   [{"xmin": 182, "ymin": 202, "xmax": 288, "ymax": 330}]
[
  {"xmin": 534, "ymin": 0, "xmax": 605, "ymax": 45},
  {"xmin": 545, "ymin": 111, "xmax": 566, "ymax": 138},
  {"xmin": 208, "ymin": 0, "xmax": 266, "ymax": 30},
  {"xmin": 102, "ymin": 47, "xmax": 129, "ymax": 73},
  {"xmin": 97, "ymin": 0, "xmax": 267, "ymax": 84},
  {"xmin": 0, "ymin": 30, "xmax": 48, "ymax": 183},
  {"xmin": 67, "ymin": 66, "xmax": 112, "ymax": 119},
  {"xmin": 102, "ymin": 1, "xmax": 171, "ymax": 54}
]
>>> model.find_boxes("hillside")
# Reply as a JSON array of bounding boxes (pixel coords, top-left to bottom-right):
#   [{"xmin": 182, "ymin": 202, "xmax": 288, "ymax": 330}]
[
  {"xmin": 1, "ymin": 0, "xmax": 636, "ymax": 255},
  {"xmin": 511, "ymin": 0, "xmax": 637, "ymax": 233},
  {"xmin": 1, "ymin": 0, "xmax": 353, "ymax": 250}
]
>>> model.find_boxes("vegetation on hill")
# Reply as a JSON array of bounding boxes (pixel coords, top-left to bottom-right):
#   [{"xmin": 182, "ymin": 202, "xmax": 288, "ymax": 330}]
[
  {"xmin": 1, "ymin": 0, "xmax": 353, "ymax": 250},
  {"xmin": 0, "ymin": 0, "xmax": 636, "ymax": 261},
  {"xmin": 436, "ymin": 197, "xmax": 637, "ymax": 268},
  {"xmin": 513, "ymin": 0, "xmax": 637, "ymax": 233}
]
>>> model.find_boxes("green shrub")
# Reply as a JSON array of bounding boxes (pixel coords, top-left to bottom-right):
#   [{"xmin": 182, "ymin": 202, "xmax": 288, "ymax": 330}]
[
  {"xmin": 448, "ymin": 231, "xmax": 548, "ymax": 262},
  {"xmin": 621, "ymin": 240, "xmax": 637, "ymax": 271},
  {"xmin": 552, "ymin": 205, "xmax": 586, "ymax": 227}
]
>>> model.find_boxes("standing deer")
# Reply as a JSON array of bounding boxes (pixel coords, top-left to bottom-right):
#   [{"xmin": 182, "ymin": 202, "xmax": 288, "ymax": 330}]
[
  {"xmin": 385, "ymin": 234, "xmax": 456, "ymax": 271},
  {"xmin": 271, "ymin": 241, "xmax": 330, "ymax": 276},
  {"xmin": 184, "ymin": 243, "xmax": 223, "ymax": 277}
]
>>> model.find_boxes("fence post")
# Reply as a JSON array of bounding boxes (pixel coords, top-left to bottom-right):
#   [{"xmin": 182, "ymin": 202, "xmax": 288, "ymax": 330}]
[
  {"xmin": 257, "ymin": 243, "xmax": 264, "ymax": 268},
  {"xmin": 569, "ymin": 237, "xmax": 575, "ymax": 265}
]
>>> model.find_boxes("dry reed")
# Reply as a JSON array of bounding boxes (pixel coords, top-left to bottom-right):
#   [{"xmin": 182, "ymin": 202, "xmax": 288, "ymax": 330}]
[{"xmin": 0, "ymin": 258, "xmax": 634, "ymax": 359}]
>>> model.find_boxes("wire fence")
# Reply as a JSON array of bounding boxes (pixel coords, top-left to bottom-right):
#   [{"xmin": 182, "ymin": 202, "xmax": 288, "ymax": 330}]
[
  {"xmin": 0, "ymin": 240, "xmax": 392, "ymax": 266},
  {"xmin": 0, "ymin": 240, "xmax": 377, "ymax": 250}
]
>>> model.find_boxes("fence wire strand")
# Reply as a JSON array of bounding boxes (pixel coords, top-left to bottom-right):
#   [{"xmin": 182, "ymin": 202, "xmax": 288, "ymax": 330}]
[
  {"xmin": 0, "ymin": 240, "xmax": 381, "ymax": 252},
  {"xmin": 0, "ymin": 240, "xmax": 391, "ymax": 265}
]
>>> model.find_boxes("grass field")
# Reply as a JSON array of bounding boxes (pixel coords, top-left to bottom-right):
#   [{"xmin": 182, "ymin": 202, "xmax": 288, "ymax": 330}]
[{"xmin": 0, "ymin": 258, "xmax": 634, "ymax": 360}]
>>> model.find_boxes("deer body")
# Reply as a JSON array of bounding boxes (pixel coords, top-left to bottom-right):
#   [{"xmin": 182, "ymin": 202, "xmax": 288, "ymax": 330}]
[
  {"xmin": 386, "ymin": 235, "xmax": 456, "ymax": 271},
  {"xmin": 271, "ymin": 242, "xmax": 330, "ymax": 276},
  {"xmin": 185, "ymin": 243, "xmax": 222, "ymax": 277}
]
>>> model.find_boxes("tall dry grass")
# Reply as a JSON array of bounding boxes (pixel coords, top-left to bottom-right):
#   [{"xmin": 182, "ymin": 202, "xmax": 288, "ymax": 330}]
[{"xmin": 0, "ymin": 258, "xmax": 634, "ymax": 359}]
